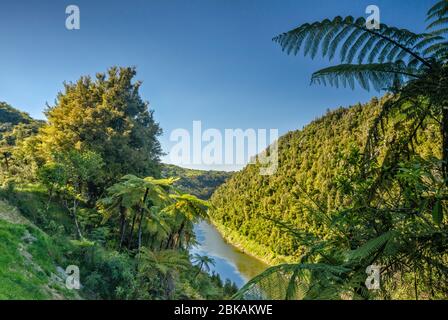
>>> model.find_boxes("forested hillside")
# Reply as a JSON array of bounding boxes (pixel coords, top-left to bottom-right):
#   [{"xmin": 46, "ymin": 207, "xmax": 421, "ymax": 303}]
[
  {"xmin": 0, "ymin": 102, "xmax": 44, "ymax": 181},
  {"xmin": 210, "ymin": 97, "xmax": 439, "ymax": 263},
  {"xmin": 0, "ymin": 67, "xmax": 238, "ymax": 300},
  {"xmin": 162, "ymin": 164, "xmax": 233, "ymax": 199}
]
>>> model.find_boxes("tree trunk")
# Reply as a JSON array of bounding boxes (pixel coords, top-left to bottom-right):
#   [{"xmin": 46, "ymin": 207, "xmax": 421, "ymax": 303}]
[
  {"xmin": 119, "ymin": 205, "xmax": 127, "ymax": 249},
  {"xmin": 174, "ymin": 222, "xmax": 186, "ymax": 249},
  {"xmin": 3, "ymin": 153, "xmax": 10, "ymax": 171},
  {"xmin": 194, "ymin": 262, "xmax": 204, "ymax": 280},
  {"xmin": 165, "ymin": 273, "xmax": 175, "ymax": 299},
  {"xmin": 137, "ymin": 188, "xmax": 150, "ymax": 250},
  {"xmin": 165, "ymin": 234, "xmax": 173, "ymax": 249},
  {"xmin": 72, "ymin": 199, "xmax": 83, "ymax": 239},
  {"xmin": 442, "ymin": 105, "xmax": 448, "ymax": 185},
  {"xmin": 128, "ymin": 211, "xmax": 138, "ymax": 249},
  {"xmin": 46, "ymin": 186, "xmax": 54, "ymax": 211}
]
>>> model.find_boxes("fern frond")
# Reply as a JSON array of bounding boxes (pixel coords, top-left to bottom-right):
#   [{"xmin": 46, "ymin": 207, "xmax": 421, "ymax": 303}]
[
  {"xmin": 273, "ymin": 16, "xmax": 430, "ymax": 67},
  {"xmin": 346, "ymin": 231, "xmax": 394, "ymax": 263},
  {"xmin": 233, "ymin": 263, "xmax": 348, "ymax": 300},
  {"xmin": 310, "ymin": 63, "xmax": 420, "ymax": 91},
  {"xmin": 426, "ymin": 0, "xmax": 448, "ymax": 56},
  {"xmin": 427, "ymin": 17, "xmax": 448, "ymax": 31},
  {"xmin": 427, "ymin": 0, "xmax": 448, "ymax": 22}
]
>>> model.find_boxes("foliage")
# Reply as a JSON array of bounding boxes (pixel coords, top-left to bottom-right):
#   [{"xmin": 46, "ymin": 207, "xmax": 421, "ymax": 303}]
[
  {"xmin": 0, "ymin": 65, "xmax": 236, "ymax": 300},
  {"xmin": 228, "ymin": 0, "xmax": 448, "ymax": 300},
  {"xmin": 0, "ymin": 218, "xmax": 78, "ymax": 300},
  {"xmin": 0, "ymin": 102, "xmax": 44, "ymax": 182},
  {"xmin": 161, "ymin": 164, "xmax": 233, "ymax": 199},
  {"xmin": 211, "ymin": 98, "xmax": 436, "ymax": 261},
  {"xmin": 31, "ymin": 66, "xmax": 162, "ymax": 194}
]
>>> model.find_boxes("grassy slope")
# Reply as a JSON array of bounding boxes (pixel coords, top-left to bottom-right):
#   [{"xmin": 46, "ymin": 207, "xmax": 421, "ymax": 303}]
[{"xmin": 0, "ymin": 200, "xmax": 79, "ymax": 299}]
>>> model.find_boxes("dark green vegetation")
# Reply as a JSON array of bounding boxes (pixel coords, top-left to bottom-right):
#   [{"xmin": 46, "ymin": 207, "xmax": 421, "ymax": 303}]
[
  {"xmin": 213, "ymin": 97, "xmax": 439, "ymax": 261},
  {"xmin": 0, "ymin": 67, "xmax": 236, "ymax": 300},
  {"xmin": 0, "ymin": 200, "xmax": 79, "ymax": 299},
  {"xmin": 214, "ymin": 1, "xmax": 448, "ymax": 300},
  {"xmin": 0, "ymin": 102, "xmax": 44, "ymax": 181},
  {"xmin": 2, "ymin": 1, "xmax": 447, "ymax": 301},
  {"xmin": 162, "ymin": 164, "xmax": 233, "ymax": 200}
]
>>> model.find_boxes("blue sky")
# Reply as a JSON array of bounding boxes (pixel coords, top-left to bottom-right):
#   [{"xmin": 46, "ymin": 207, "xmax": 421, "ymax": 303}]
[{"xmin": 0, "ymin": 0, "xmax": 433, "ymax": 170}]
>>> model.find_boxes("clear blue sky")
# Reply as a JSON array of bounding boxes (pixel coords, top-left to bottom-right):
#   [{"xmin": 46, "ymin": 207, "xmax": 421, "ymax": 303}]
[{"xmin": 0, "ymin": 0, "xmax": 433, "ymax": 169}]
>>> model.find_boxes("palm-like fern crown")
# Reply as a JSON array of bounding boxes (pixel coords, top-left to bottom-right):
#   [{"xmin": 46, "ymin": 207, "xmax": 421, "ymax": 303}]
[{"xmin": 273, "ymin": 0, "xmax": 447, "ymax": 91}]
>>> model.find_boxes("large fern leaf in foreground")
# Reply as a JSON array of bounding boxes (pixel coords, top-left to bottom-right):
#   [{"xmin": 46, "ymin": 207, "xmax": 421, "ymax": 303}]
[
  {"xmin": 273, "ymin": 15, "xmax": 447, "ymax": 91},
  {"xmin": 311, "ymin": 63, "xmax": 421, "ymax": 91},
  {"xmin": 233, "ymin": 263, "xmax": 348, "ymax": 300}
]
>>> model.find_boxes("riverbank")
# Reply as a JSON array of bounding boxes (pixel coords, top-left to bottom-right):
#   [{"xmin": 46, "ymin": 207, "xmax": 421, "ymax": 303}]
[
  {"xmin": 209, "ymin": 219, "xmax": 296, "ymax": 266},
  {"xmin": 193, "ymin": 220, "xmax": 269, "ymax": 287}
]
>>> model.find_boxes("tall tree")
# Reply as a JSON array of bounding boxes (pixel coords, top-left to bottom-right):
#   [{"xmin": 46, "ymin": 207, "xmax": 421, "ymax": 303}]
[
  {"xmin": 36, "ymin": 66, "xmax": 162, "ymax": 194},
  {"xmin": 162, "ymin": 194, "xmax": 209, "ymax": 249},
  {"xmin": 191, "ymin": 253, "xmax": 216, "ymax": 279},
  {"xmin": 98, "ymin": 174, "xmax": 176, "ymax": 250}
]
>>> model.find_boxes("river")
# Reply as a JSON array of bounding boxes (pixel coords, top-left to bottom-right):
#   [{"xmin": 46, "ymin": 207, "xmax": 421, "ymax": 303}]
[{"xmin": 191, "ymin": 220, "xmax": 268, "ymax": 288}]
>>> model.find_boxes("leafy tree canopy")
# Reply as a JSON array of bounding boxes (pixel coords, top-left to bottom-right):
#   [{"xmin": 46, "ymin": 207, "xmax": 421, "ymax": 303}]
[{"xmin": 36, "ymin": 66, "xmax": 162, "ymax": 190}]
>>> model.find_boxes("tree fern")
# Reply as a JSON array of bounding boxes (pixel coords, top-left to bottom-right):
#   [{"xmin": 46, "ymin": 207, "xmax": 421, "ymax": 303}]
[
  {"xmin": 233, "ymin": 263, "xmax": 348, "ymax": 300},
  {"xmin": 310, "ymin": 63, "xmax": 420, "ymax": 91},
  {"xmin": 273, "ymin": 9, "xmax": 448, "ymax": 91},
  {"xmin": 346, "ymin": 231, "xmax": 394, "ymax": 263}
]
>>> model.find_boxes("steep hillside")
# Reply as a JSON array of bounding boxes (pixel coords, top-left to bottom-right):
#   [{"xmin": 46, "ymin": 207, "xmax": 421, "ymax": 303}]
[
  {"xmin": 162, "ymin": 164, "xmax": 233, "ymax": 199},
  {"xmin": 210, "ymin": 97, "xmax": 439, "ymax": 263},
  {"xmin": 0, "ymin": 200, "xmax": 81, "ymax": 299},
  {"xmin": 0, "ymin": 102, "xmax": 33, "ymax": 125}
]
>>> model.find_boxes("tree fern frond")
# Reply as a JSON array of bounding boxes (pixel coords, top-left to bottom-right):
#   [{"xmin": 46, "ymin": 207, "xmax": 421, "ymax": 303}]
[
  {"xmin": 348, "ymin": 32, "xmax": 376, "ymax": 63},
  {"xmin": 233, "ymin": 263, "xmax": 348, "ymax": 300},
  {"xmin": 427, "ymin": 0, "xmax": 448, "ymax": 21},
  {"xmin": 347, "ymin": 231, "xmax": 394, "ymax": 263},
  {"xmin": 424, "ymin": 41, "xmax": 448, "ymax": 55},
  {"xmin": 426, "ymin": 0, "xmax": 448, "ymax": 42},
  {"xmin": 413, "ymin": 35, "xmax": 445, "ymax": 51},
  {"xmin": 378, "ymin": 41, "xmax": 396, "ymax": 64},
  {"xmin": 328, "ymin": 24, "xmax": 354, "ymax": 60},
  {"xmin": 357, "ymin": 35, "xmax": 378, "ymax": 64},
  {"xmin": 303, "ymin": 23, "xmax": 323, "ymax": 58},
  {"xmin": 273, "ymin": 16, "xmax": 431, "ymax": 69},
  {"xmin": 321, "ymin": 16, "xmax": 344, "ymax": 57},
  {"xmin": 310, "ymin": 19, "xmax": 333, "ymax": 59},
  {"xmin": 340, "ymin": 27, "xmax": 365, "ymax": 62},
  {"xmin": 311, "ymin": 63, "xmax": 419, "ymax": 92},
  {"xmin": 427, "ymin": 17, "xmax": 448, "ymax": 31},
  {"xmin": 430, "ymin": 27, "xmax": 448, "ymax": 36}
]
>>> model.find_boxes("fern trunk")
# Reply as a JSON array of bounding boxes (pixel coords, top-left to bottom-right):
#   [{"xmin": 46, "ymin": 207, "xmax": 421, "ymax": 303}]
[
  {"xmin": 442, "ymin": 104, "xmax": 448, "ymax": 185},
  {"xmin": 137, "ymin": 188, "xmax": 150, "ymax": 250}
]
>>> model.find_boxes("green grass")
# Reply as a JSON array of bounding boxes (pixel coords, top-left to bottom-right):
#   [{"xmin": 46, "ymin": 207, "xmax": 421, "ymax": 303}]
[
  {"xmin": 0, "ymin": 183, "xmax": 74, "ymax": 235},
  {"xmin": 0, "ymin": 201, "xmax": 78, "ymax": 300}
]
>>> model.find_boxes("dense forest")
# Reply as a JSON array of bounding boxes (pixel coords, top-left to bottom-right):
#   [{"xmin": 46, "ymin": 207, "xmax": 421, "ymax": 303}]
[
  {"xmin": 211, "ymin": 97, "xmax": 438, "ymax": 261},
  {"xmin": 0, "ymin": 68, "xmax": 237, "ymax": 299},
  {"xmin": 1, "ymin": 0, "xmax": 447, "ymax": 302},
  {"xmin": 161, "ymin": 164, "xmax": 233, "ymax": 200},
  {"xmin": 213, "ymin": 0, "xmax": 448, "ymax": 300}
]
